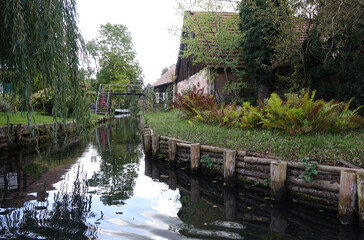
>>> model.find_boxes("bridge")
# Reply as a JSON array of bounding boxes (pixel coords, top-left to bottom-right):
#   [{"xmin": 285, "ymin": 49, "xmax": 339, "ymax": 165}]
[{"xmin": 95, "ymin": 84, "xmax": 145, "ymax": 115}]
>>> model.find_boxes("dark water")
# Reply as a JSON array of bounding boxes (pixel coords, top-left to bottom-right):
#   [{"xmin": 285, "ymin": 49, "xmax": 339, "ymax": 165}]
[{"xmin": 1, "ymin": 117, "xmax": 364, "ymax": 240}]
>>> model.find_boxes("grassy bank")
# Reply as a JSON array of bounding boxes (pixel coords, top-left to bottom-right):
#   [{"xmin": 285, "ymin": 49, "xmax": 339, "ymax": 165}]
[
  {"xmin": 146, "ymin": 110, "xmax": 364, "ymax": 166},
  {"xmin": 0, "ymin": 112, "xmax": 103, "ymax": 126}
]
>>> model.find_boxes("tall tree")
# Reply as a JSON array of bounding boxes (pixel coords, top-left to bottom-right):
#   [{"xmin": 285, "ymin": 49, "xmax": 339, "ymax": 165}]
[
  {"xmin": 239, "ymin": 0, "xmax": 289, "ymax": 102},
  {"xmin": 0, "ymin": 0, "xmax": 88, "ymax": 129},
  {"xmin": 87, "ymin": 23, "xmax": 143, "ymax": 88},
  {"xmin": 280, "ymin": 0, "xmax": 364, "ymax": 110},
  {"xmin": 87, "ymin": 23, "xmax": 144, "ymax": 112}
]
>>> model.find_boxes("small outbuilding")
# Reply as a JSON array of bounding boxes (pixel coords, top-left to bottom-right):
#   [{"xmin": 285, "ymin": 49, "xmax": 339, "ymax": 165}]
[{"xmin": 152, "ymin": 64, "xmax": 176, "ymax": 104}]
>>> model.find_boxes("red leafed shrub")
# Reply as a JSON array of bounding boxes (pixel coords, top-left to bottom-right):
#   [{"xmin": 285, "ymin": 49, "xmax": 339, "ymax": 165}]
[{"xmin": 170, "ymin": 86, "xmax": 217, "ymax": 118}]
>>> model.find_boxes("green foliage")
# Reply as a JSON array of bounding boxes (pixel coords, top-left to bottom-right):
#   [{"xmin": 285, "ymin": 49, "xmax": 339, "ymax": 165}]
[
  {"xmin": 239, "ymin": 0, "xmax": 289, "ymax": 92},
  {"xmin": 170, "ymin": 86, "xmax": 217, "ymax": 119},
  {"xmin": 260, "ymin": 89, "xmax": 364, "ymax": 133},
  {"xmin": 171, "ymin": 88, "xmax": 364, "ymax": 133},
  {"xmin": 87, "ymin": 23, "xmax": 143, "ymax": 88},
  {"xmin": 0, "ymin": 0, "xmax": 89, "ymax": 132},
  {"xmin": 263, "ymin": 178, "xmax": 271, "ymax": 187},
  {"xmin": 0, "ymin": 94, "xmax": 21, "ymax": 112},
  {"xmin": 200, "ymin": 154, "xmax": 214, "ymax": 169},
  {"xmin": 31, "ymin": 89, "xmax": 74, "ymax": 115},
  {"xmin": 87, "ymin": 23, "xmax": 143, "ymax": 113},
  {"xmin": 299, "ymin": 157, "xmax": 318, "ymax": 182},
  {"xmin": 146, "ymin": 110, "xmax": 364, "ymax": 165}
]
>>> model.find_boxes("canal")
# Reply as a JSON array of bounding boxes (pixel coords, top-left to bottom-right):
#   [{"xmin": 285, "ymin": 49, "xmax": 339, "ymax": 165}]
[{"xmin": 1, "ymin": 117, "xmax": 363, "ymax": 239}]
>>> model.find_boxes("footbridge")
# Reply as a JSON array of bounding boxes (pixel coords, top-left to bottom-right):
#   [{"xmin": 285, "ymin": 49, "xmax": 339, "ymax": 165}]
[{"xmin": 95, "ymin": 84, "xmax": 145, "ymax": 115}]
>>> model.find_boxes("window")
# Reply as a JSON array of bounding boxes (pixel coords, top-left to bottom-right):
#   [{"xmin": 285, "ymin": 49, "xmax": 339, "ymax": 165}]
[{"xmin": 155, "ymin": 92, "xmax": 160, "ymax": 104}]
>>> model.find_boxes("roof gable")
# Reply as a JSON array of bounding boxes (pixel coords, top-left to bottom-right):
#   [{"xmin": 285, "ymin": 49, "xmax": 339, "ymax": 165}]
[{"xmin": 152, "ymin": 64, "xmax": 176, "ymax": 87}]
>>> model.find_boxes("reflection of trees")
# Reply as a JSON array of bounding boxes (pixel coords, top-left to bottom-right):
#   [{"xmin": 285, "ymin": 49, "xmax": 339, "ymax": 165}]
[
  {"xmin": 89, "ymin": 117, "xmax": 142, "ymax": 205},
  {"xmin": 0, "ymin": 166, "xmax": 97, "ymax": 239}
]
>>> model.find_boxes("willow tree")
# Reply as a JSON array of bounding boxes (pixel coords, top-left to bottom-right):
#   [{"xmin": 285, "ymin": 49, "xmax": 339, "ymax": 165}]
[{"xmin": 0, "ymin": 0, "xmax": 88, "ymax": 134}]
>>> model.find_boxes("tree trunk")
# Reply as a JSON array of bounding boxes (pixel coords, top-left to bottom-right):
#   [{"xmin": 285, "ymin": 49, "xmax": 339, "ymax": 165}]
[{"xmin": 257, "ymin": 84, "xmax": 269, "ymax": 104}]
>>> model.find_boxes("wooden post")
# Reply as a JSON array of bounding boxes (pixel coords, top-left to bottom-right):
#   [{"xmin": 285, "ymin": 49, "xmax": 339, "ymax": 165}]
[
  {"xmin": 168, "ymin": 168, "xmax": 177, "ymax": 190},
  {"xmin": 338, "ymin": 170, "xmax": 358, "ymax": 224},
  {"xmin": 168, "ymin": 139, "xmax": 177, "ymax": 166},
  {"xmin": 144, "ymin": 154, "xmax": 152, "ymax": 177},
  {"xmin": 144, "ymin": 133, "xmax": 151, "ymax": 154},
  {"xmin": 224, "ymin": 188, "xmax": 236, "ymax": 220},
  {"xmin": 191, "ymin": 176, "xmax": 200, "ymax": 203},
  {"xmin": 190, "ymin": 143, "xmax": 200, "ymax": 174},
  {"xmin": 270, "ymin": 161, "xmax": 287, "ymax": 200},
  {"xmin": 152, "ymin": 133, "xmax": 160, "ymax": 157},
  {"xmin": 224, "ymin": 150, "xmax": 236, "ymax": 185},
  {"xmin": 357, "ymin": 171, "xmax": 364, "ymax": 227}
]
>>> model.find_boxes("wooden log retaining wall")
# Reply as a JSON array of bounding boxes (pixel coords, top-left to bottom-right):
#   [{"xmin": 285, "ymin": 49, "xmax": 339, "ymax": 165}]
[
  {"xmin": 143, "ymin": 126, "xmax": 364, "ymax": 225},
  {"xmin": 0, "ymin": 117, "xmax": 109, "ymax": 150}
]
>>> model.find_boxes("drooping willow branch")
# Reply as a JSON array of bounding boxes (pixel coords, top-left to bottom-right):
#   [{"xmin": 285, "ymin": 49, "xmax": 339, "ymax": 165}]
[{"xmin": 0, "ymin": 0, "xmax": 89, "ymax": 137}]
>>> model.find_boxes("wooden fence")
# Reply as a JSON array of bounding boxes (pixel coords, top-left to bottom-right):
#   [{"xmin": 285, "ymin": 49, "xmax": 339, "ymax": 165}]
[{"xmin": 142, "ymin": 124, "xmax": 364, "ymax": 226}]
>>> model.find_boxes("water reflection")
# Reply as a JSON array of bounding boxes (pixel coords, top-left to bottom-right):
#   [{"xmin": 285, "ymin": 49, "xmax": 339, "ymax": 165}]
[
  {"xmin": 145, "ymin": 156, "xmax": 364, "ymax": 240},
  {"xmin": 1, "ymin": 117, "xmax": 364, "ymax": 239},
  {"xmin": 89, "ymin": 118, "xmax": 142, "ymax": 206}
]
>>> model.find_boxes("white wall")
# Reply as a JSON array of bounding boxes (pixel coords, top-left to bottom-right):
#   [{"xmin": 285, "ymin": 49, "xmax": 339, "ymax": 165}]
[{"xmin": 176, "ymin": 69, "xmax": 212, "ymax": 95}]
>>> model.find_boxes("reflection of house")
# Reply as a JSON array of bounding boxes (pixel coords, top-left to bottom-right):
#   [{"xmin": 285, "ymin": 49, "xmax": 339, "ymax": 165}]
[
  {"xmin": 152, "ymin": 64, "xmax": 175, "ymax": 104},
  {"xmin": 174, "ymin": 11, "xmax": 254, "ymax": 100}
]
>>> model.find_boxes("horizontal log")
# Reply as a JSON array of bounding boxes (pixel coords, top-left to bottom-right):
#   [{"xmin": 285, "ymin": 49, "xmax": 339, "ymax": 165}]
[
  {"xmin": 287, "ymin": 185, "xmax": 339, "ymax": 200},
  {"xmin": 236, "ymin": 168, "xmax": 270, "ymax": 179},
  {"xmin": 238, "ymin": 175, "xmax": 266, "ymax": 185},
  {"xmin": 288, "ymin": 192, "xmax": 338, "ymax": 210},
  {"xmin": 160, "ymin": 148, "xmax": 168, "ymax": 154},
  {"xmin": 244, "ymin": 156, "xmax": 276, "ymax": 165},
  {"xmin": 176, "ymin": 142, "xmax": 190, "ymax": 149},
  {"xmin": 244, "ymin": 163, "xmax": 270, "ymax": 172},
  {"xmin": 236, "ymin": 161, "xmax": 245, "ymax": 168},
  {"xmin": 286, "ymin": 176, "xmax": 339, "ymax": 193},
  {"xmin": 200, "ymin": 151, "xmax": 223, "ymax": 159},
  {"xmin": 236, "ymin": 156, "xmax": 244, "ymax": 162},
  {"xmin": 200, "ymin": 145, "xmax": 225, "ymax": 153},
  {"xmin": 177, "ymin": 148, "xmax": 190, "ymax": 154},
  {"xmin": 246, "ymin": 151, "xmax": 280, "ymax": 160},
  {"xmin": 237, "ymin": 150, "xmax": 247, "ymax": 157},
  {"xmin": 288, "ymin": 162, "xmax": 362, "ymax": 174},
  {"xmin": 176, "ymin": 157, "xmax": 189, "ymax": 162},
  {"xmin": 287, "ymin": 169, "xmax": 340, "ymax": 183},
  {"xmin": 160, "ymin": 136, "xmax": 192, "ymax": 144},
  {"xmin": 176, "ymin": 151, "xmax": 190, "ymax": 158}
]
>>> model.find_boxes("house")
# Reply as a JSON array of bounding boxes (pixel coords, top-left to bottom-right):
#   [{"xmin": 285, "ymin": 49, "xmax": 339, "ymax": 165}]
[
  {"xmin": 174, "ymin": 11, "xmax": 255, "ymax": 101},
  {"xmin": 152, "ymin": 64, "xmax": 176, "ymax": 104},
  {"xmin": 0, "ymin": 82, "xmax": 13, "ymax": 94}
]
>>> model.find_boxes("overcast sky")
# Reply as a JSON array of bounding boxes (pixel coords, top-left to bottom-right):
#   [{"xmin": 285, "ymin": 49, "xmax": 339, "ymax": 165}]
[{"xmin": 77, "ymin": 0, "xmax": 183, "ymax": 85}]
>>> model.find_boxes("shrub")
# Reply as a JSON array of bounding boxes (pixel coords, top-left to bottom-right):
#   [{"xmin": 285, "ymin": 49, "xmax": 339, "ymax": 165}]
[
  {"xmin": 0, "ymin": 94, "xmax": 21, "ymax": 112},
  {"xmin": 170, "ymin": 86, "xmax": 217, "ymax": 118},
  {"xmin": 31, "ymin": 89, "xmax": 74, "ymax": 115},
  {"xmin": 260, "ymin": 89, "xmax": 364, "ymax": 133},
  {"xmin": 171, "ymin": 88, "xmax": 364, "ymax": 133}
]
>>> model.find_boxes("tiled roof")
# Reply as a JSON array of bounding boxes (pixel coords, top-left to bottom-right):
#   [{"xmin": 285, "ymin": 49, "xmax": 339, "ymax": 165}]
[
  {"xmin": 183, "ymin": 11, "xmax": 243, "ymax": 68},
  {"xmin": 152, "ymin": 64, "xmax": 176, "ymax": 87}
]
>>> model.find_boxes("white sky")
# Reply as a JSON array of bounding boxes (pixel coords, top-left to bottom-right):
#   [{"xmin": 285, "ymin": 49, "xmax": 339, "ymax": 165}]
[{"xmin": 77, "ymin": 0, "xmax": 183, "ymax": 86}]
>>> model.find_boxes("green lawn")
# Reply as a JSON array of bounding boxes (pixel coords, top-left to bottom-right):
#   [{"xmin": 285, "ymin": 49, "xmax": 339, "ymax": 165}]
[
  {"xmin": 0, "ymin": 112, "xmax": 103, "ymax": 126},
  {"xmin": 146, "ymin": 110, "xmax": 364, "ymax": 166}
]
